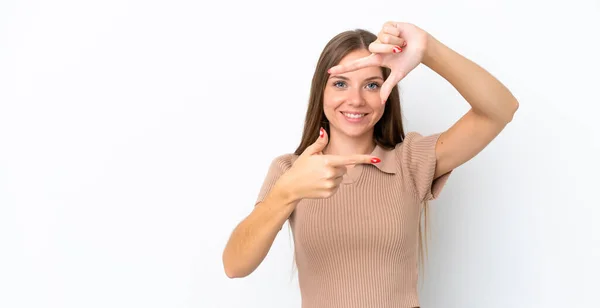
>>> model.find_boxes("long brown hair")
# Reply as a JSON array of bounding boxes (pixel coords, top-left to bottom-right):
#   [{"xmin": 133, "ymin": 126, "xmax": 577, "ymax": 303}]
[{"xmin": 291, "ymin": 29, "xmax": 431, "ymax": 277}]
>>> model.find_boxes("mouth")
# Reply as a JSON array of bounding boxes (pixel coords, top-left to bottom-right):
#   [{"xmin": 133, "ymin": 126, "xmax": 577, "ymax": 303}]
[{"xmin": 340, "ymin": 111, "xmax": 368, "ymax": 122}]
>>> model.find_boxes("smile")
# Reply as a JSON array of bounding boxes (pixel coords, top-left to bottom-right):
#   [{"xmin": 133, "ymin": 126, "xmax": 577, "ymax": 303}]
[
  {"xmin": 340, "ymin": 111, "xmax": 368, "ymax": 123},
  {"xmin": 341, "ymin": 112, "xmax": 367, "ymax": 119}
]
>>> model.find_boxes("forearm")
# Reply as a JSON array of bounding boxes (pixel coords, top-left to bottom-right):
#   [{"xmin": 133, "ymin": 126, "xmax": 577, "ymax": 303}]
[
  {"xmin": 222, "ymin": 181, "xmax": 298, "ymax": 278},
  {"xmin": 422, "ymin": 35, "xmax": 519, "ymax": 123}
]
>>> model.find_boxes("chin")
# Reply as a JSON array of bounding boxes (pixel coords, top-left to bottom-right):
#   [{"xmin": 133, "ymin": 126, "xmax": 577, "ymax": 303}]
[
  {"xmin": 339, "ymin": 128, "xmax": 371, "ymax": 138},
  {"xmin": 330, "ymin": 111, "xmax": 375, "ymax": 137}
]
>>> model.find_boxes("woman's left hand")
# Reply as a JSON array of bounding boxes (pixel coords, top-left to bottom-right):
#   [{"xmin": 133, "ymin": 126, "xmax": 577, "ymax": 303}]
[{"xmin": 328, "ymin": 22, "xmax": 431, "ymax": 104}]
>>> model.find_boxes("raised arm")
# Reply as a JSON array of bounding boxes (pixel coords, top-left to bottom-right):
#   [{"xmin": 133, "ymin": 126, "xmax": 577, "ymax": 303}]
[
  {"xmin": 328, "ymin": 22, "xmax": 519, "ymax": 180},
  {"xmin": 422, "ymin": 34, "xmax": 519, "ymax": 179}
]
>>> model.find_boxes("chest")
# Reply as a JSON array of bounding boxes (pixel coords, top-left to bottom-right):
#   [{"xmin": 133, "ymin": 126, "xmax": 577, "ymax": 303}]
[{"xmin": 289, "ymin": 175, "xmax": 421, "ymax": 258}]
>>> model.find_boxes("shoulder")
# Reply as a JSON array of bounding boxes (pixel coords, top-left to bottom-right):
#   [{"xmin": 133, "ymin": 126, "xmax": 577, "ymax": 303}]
[
  {"xmin": 255, "ymin": 153, "xmax": 298, "ymax": 205},
  {"xmin": 266, "ymin": 153, "xmax": 298, "ymax": 174},
  {"xmin": 271, "ymin": 153, "xmax": 298, "ymax": 167},
  {"xmin": 392, "ymin": 131, "xmax": 442, "ymax": 168},
  {"xmin": 393, "ymin": 131, "xmax": 442, "ymax": 153}
]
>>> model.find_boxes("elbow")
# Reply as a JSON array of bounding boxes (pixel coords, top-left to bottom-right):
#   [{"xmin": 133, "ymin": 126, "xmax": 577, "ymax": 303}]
[
  {"xmin": 224, "ymin": 266, "xmax": 250, "ymax": 279},
  {"xmin": 497, "ymin": 98, "xmax": 519, "ymax": 124},
  {"xmin": 222, "ymin": 253, "xmax": 250, "ymax": 279},
  {"xmin": 223, "ymin": 264, "xmax": 247, "ymax": 279},
  {"xmin": 224, "ymin": 268, "xmax": 241, "ymax": 279},
  {"xmin": 505, "ymin": 99, "xmax": 519, "ymax": 123}
]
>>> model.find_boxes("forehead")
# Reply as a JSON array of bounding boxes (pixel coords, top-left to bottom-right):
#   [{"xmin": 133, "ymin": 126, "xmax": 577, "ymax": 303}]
[{"xmin": 335, "ymin": 49, "xmax": 382, "ymax": 77}]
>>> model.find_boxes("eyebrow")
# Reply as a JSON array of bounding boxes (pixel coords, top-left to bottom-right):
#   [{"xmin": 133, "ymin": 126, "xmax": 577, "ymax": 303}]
[{"xmin": 329, "ymin": 75, "xmax": 384, "ymax": 82}]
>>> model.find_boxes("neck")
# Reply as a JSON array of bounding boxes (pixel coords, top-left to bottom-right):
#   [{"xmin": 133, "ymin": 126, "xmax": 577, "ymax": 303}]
[{"xmin": 324, "ymin": 128, "xmax": 376, "ymax": 156}]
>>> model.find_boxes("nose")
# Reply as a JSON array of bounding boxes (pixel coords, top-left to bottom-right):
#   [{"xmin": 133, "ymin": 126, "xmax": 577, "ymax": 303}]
[{"xmin": 346, "ymin": 87, "xmax": 366, "ymax": 107}]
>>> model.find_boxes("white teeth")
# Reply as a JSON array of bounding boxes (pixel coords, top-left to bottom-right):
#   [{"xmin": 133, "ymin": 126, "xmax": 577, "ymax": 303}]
[{"xmin": 343, "ymin": 113, "xmax": 365, "ymax": 119}]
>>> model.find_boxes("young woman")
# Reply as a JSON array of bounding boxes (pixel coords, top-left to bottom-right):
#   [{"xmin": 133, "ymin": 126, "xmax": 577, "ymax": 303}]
[{"xmin": 222, "ymin": 21, "xmax": 519, "ymax": 308}]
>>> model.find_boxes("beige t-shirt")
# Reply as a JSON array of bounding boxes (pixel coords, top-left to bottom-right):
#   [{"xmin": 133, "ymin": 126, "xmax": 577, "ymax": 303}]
[{"xmin": 256, "ymin": 132, "xmax": 452, "ymax": 308}]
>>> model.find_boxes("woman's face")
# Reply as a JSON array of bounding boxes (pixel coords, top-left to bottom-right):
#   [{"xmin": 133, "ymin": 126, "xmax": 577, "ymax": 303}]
[{"xmin": 323, "ymin": 49, "xmax": 385, "ymax": 139}]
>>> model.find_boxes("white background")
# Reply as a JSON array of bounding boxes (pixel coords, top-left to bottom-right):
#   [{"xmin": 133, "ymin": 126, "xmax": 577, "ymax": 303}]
[{"xmin": 1, "ymin": 0, "xmax": 599, "ymax": 307}]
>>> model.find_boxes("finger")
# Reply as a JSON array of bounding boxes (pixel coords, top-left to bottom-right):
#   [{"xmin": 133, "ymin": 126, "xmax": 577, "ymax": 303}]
[
  {"xmin": 369, "ymin": 42, "xmax": 404, "ymax": 54},
  {"xmin": 328, "ymin": 53, "xmax": 379, "ymax": 75},
  {"xmin": 392, "ymin": 22, "xmax": 411, "ymax": 35},
  {"xmin": 333, "ymin": 165, "xmax": 348, "ymax": 178},
  {"xmin": 393, "ymin": 22, "xmax": 423, "ymax": 45},
  {"xmin": 332, "ymin": 175, "xmax": 343, "ymax": 187},
  {"xmin": 382, "ymin": 23, "xmax": 401, "ymax": 37},
  {"xmin": 378, "ymin": 34, "xmax": 405, "ymax": 48},
  {"xmin": 303, "ymin": 127, "xmax": 329, "ymax": 155},
  {"xmin": 326, "ymin": 154, "xmax": 381, "ymax": 166},
  {"xmin": 380, "ymin": 71, "xmax": 405, "ymax": 104}
]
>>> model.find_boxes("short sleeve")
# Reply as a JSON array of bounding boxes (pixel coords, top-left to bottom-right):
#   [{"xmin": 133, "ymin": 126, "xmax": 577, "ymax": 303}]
[
  {"xmin": 396, "ymin": 132, "xmax": 452, "ymax": 202},
  {"xmin": 255, "ymin": 154, "xmax": 296, "ymax": 205}
]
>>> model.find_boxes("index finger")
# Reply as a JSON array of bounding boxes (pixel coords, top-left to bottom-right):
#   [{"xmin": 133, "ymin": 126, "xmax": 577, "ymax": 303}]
[
  {"xmin": 327, "ymin": 53, "xmax": 379, "ymax": 75},
  {"xmin": 325, "ymin": 154, "xmax": 381, "ymax": 166}
]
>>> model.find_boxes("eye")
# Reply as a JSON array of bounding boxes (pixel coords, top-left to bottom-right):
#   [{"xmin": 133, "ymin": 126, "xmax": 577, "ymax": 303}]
[
  {"xmin": 333, "ymin": 80, "xmax": 347, "ymax": 88},
  {"xmin": 366, "ymin": 82, "xmax": 380, "ymax": 90}
]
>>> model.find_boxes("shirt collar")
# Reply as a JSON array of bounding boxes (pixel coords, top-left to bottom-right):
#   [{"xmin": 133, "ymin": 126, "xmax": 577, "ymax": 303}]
[{"xmin": 370, "ymin": 144, "xmax": 396, "ymax": 174}]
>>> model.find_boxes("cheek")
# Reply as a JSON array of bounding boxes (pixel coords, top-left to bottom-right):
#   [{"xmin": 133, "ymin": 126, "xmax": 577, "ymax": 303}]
[
  {"xmin": 323, "ymin": 102, "xmax": 337, "ymax": 123},
  {"xmin": 322, "ymin": 90, "xmax": 344, "ymax": 118},
  {"xmin": 368, "ymin": 101, "xmax": 385, "ymax": 114},
  {"xmin": 323, "ymin": 91, "xmax": 344, "ymax": 109},
  {"xmin": 369, "ymin": 104, "xmax": 386, "ymax": 123}
]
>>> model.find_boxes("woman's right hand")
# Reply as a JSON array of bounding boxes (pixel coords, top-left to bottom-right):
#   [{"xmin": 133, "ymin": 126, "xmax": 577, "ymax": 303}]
[{"xmin": 277, "ymin": 128, "xmax": 381, "ymax": 200}]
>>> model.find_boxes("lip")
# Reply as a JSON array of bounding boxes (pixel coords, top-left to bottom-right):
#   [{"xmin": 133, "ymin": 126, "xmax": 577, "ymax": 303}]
[
  {"xmin": 340, "ymin": 111, "xmax": 368, "ymax": 114},
  {"xmin": 340, "ymin": 111, "xmax": 368, "ymax": 123}
]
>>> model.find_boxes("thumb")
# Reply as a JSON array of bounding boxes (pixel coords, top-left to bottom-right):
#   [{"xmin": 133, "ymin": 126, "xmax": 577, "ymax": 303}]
[
  {"xmin": 380, "ymin": 71, "xmax": 405, "ymax": 104},
  {"xmin": 302, "ymin": 127, "xmax": 329, "ymax": 155}
]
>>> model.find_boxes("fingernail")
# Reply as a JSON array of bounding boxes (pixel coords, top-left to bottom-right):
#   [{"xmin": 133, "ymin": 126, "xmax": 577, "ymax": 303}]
[
  {"xmin": 319, "ymin": 128, "xmax": 324, "ymax": 138},
  {"xmin": 402, "ymin": 41, "xmax": 407, "ymax": 47},
  {"xmin": 392, "ymin": 46, "xmax": 402, "ymax": 53},
  {"xmin": 371, "ymin": 157, "xmax": 381, "ymax": 163}
]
